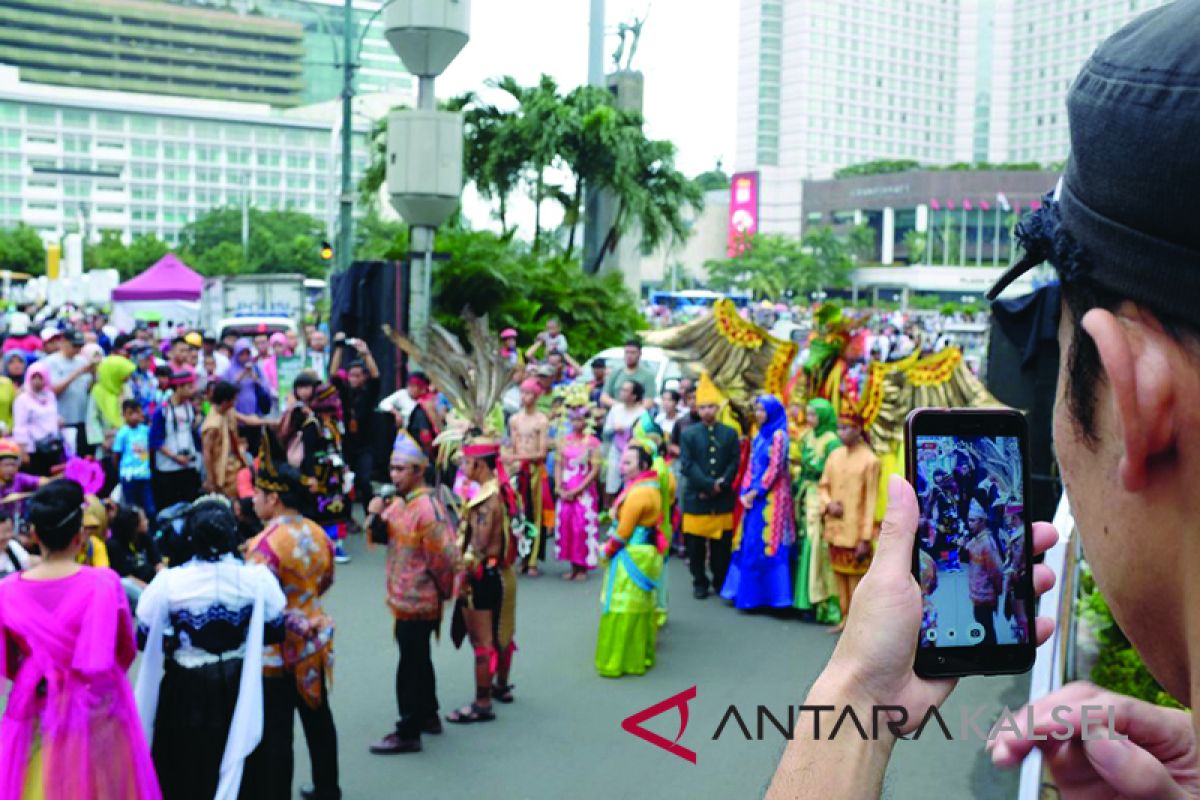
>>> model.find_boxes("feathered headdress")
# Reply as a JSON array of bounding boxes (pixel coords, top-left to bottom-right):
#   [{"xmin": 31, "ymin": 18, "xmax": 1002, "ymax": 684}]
[{"xmin": 384, "ymin": 311, "xmax": 510, "ymax": 462}]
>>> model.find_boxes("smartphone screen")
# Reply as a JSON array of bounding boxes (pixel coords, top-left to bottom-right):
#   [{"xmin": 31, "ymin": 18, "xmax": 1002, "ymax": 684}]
[{"xmin": 906, "ymin": 409, "xmax": 1034, "ymax": 676}]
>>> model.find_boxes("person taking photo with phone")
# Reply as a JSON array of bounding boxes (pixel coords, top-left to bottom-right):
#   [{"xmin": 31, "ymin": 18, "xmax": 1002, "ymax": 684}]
[{"xmin": 768, "ymin": 5, "xmax": 1200, "ymax": 797}]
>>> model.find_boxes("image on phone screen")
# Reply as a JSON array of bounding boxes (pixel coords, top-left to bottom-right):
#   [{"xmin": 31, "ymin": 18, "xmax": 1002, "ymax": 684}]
[{"xmin": 913, "ymin": 435, "xmax": 1029, "ymax": 650}]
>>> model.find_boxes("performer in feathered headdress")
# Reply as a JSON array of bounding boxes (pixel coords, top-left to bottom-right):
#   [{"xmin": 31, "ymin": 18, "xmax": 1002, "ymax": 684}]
[{"xmin": 554, "ymin": 384, "xmax": 602, "ymax": 582}]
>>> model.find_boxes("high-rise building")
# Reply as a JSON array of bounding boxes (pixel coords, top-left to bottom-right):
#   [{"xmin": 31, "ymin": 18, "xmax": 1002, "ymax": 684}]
[
  {"xmin": 248, "ymin": 0, "xmax": 414, "ymax": 104},
  {"xmin": 0, "ymin": 0, "xmax": 306, "ymax": 106},
  {"xmin": 0, "ymin": 67, "xmax": 368, "ymax": 245},
  {"xmin": 735, "ymin": 0, "xmax": 1171, "ymax": 237}
]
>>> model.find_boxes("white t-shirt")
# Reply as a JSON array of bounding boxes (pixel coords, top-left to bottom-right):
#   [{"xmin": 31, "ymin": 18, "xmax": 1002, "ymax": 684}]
[
  {"xmin": 0, "ymin": 540, "xmax": 30, "ymax": 577},
  {"xmin": 156, "ymin": 402, "xmax": 197, "ymax": 473}
]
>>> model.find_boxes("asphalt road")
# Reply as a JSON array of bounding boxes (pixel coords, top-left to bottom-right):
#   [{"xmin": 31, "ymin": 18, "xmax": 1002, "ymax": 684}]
[{"xmin": 295, "ymin": 534, "xmax": 1029, "ymax": 799}]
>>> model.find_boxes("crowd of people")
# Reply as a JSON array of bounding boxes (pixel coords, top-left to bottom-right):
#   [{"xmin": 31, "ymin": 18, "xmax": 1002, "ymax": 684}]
[{"xmin": 0, "ymin": 301, "xmax": 913, "ymax": 797}]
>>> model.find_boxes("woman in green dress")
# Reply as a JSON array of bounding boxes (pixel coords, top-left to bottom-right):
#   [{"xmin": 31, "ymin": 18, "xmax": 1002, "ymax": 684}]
[
  {"xmin": 792, "ymin": 399, "xmax": 842, "ymax": 623},
  {"xmin": 595, "ymin": 443, "xmax": 669, "ymax": 678}
]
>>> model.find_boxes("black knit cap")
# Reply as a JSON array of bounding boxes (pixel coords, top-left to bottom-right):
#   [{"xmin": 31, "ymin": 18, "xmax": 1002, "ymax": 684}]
[{"xmin": 988, "ymin": 0, "xmax": 1200, "ymax": 322}]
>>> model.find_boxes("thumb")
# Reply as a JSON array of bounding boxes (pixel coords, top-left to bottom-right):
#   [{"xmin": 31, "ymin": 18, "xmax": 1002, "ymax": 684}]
[
  {"xmin": 1083, "ymin": 737, "xmax": 1192, "ymax": 799},
  {"xmin": 870, "ymin": 474, "xmax": 919, "ymax": 578}
]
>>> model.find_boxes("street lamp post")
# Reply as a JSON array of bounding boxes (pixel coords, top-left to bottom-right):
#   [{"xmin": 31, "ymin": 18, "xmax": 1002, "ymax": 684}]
[
  {"xmin": 338, "ymin": 0, "xmax": 355, "ymax": 275},
  {"xmin": 384, "ymin": 0, "xmax": 470, "ymax": 344}
]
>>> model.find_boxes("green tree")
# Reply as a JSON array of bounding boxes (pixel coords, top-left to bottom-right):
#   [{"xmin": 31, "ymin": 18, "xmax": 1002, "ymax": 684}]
[
  {"xmin": 0, "ymin": 224, "xmax": 46, "ymax": 275},
  {"xmin": 177, "ymin": 207, "xmax": 330, "ymax": 278},
  {"xmin": 431, "ymin": 227, "xmax": 642, "ymax": 357},
  {"xmin": 704, "ymin": 229, "xmax": 854, "ymax": 300},
  {"xmin": 84, "ymin": 231, "xmax": 170, "ymax": 279},
  {"xmin": 902, "ymin": 229, "xmax": 926, "ymax": 263},
  {"xmin": 693, "ymin": 163, "xmax": 730, "ymax": 192},
  {"xmin": 363, "ymin": 75, "xmax": 702, "ymax": 267},
  {"xmin": 847, "ymin": 223, "xmax": 876, "ymax": 263},
  {"xmin": 802, "ymin": 226, "xmax": 856, "ymax": 289}
]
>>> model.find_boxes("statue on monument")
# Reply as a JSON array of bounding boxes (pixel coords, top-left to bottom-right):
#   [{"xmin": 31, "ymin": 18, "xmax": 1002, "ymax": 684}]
[{"xmin": 611, "ymin": 8, "xmax": 649, "ymax": 72}]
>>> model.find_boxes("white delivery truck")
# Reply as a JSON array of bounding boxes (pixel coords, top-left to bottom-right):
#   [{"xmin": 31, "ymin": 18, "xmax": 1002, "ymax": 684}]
[{"xmin": 201, "ymin": 274, "xmax": 308, "ymax": 341}]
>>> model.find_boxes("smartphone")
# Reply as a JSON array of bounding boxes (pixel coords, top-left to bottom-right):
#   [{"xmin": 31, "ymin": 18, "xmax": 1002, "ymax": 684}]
[{"xmin": 905, "ymin": 408, "xmax": 1035, "ymax": 678}]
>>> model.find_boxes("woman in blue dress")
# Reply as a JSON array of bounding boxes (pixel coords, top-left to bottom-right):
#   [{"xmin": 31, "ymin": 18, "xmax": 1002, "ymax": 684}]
[{"xmin": 721, "ymin": 395, "xmax": 795, "ymax": 609}]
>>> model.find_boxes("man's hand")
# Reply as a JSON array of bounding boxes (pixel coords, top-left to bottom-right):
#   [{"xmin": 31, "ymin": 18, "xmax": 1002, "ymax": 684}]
[
  {"xmin": 825, "ymin": 500, "xmax": 844, "ymax": 518},
  {"xmin": 173, "ymin": 453, "xmax": 191, "ymax": 467},
  {"xmin": 853, "ymin": 540, "xmax": 871, "ymax": 561},
  {"xmin": 712, "ymin": 478, "xmax": 724, "ymax": 494},
  {"xmin": 989, "ymin": 681, "xmax": 1200, "ymax": 799},
  {"xmin": 817, "ymin": 475, "xmax": 1059, "ymax": 730},
  {"xmin": 367, "ymin": 497, "xmax": 384, "ymax": 515},
  {"xmin": 740, "ymin": 491, "xmax": 756, "ymax": 510}
]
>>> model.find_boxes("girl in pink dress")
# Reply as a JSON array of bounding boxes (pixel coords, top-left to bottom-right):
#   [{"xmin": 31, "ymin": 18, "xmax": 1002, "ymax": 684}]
[
  {"xmin": 554, "ymin": 405, "xmax": 602, "ymax": 581},
  {"xmin": 0, "ymin": 479, "xmax": 160, "ymax": 800}
]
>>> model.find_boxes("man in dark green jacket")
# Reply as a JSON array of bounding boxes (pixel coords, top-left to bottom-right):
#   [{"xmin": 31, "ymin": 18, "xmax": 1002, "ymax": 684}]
[{"xmin": 678, "ymin": 376, "xmax": 740, "ymax": 598}]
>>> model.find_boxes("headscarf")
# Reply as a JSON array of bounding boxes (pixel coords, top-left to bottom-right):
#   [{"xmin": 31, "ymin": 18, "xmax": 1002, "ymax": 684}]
[
  {"xmin": 4, "ymin": 351, "xmax": 26, "ymax": 387},
  {"xmin": 92, "ymin": 355, "xmax": 135, "ymax": 428},
  {"xmin": 269, "ymin": 331, "xmax": 291, "ymax": 356},
  {"xmin": 22, "ymin": 362, "xmax": 55, "ymax": 408},
  {"xmin": 753, "ymin": 395, "xmax": 789, "ymax": 461},
  {"xmin": 806, "ymin": 398, "xmax": 838, "ymax": 440},
  {"xmin": 391, "ymin": 430, "xmax": 427, "ymax": 467}
]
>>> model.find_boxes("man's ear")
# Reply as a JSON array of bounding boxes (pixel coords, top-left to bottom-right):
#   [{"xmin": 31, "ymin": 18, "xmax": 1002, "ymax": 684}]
[{"xmin": 1081, "ymin": 307, "xmax": 1176, "ymax": 491}]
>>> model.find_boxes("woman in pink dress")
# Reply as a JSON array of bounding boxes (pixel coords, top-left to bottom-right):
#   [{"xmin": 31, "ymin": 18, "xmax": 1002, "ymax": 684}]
[
  {"xmin": 554, "ymin": 404, "xmax": 602, "ymax": 581},
  {"xmin": 0, "ymin": 479, "xmax": 160, "ymax": 800}
]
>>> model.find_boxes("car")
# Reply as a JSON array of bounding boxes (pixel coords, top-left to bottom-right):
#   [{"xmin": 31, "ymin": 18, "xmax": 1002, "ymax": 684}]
[
  {"xmin": 579, "ymin": 345, "xmax": 684, "ymax": 398},
  {"xmin": 216, "ymin": 316, "xmax": 298, "ymax": 343}
]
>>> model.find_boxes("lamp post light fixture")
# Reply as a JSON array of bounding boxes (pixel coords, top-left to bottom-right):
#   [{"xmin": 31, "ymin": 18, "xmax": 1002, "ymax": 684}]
[{"xmin": 384, "ymin": 0, "xmax": 470, "ymax": 344}]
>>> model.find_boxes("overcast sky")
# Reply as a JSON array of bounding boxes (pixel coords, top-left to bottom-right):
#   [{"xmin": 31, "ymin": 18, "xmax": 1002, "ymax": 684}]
[{"xmin": 433, "ymin": 0, "xmax": 739, "ymax": 233}]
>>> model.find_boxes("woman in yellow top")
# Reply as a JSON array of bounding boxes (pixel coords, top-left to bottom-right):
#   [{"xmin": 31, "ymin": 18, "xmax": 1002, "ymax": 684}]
[
  {"xmin": 0, "ymin": 351, "xmax": 24, "ymax": 432},
  {"xmin": 595, "ymin": 443, "xmax": 670, "ymax": 678}
]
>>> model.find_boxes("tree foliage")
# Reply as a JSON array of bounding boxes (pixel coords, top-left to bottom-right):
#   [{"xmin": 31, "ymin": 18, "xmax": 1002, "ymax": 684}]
[
  {"xmin": 431, "ymin": 227, "xmax": 643, "ymax": 358},
  {"xmin": 0, "ymin": 224, "xmax": 47, "ymax": 275},
  {"xmin": 834, "ymin": 159, "xmax": 1048, "ymax": 179},
  {"xmin": 358, "ymin": 220, "xmax": 642, "ymax": 357},
  {"xmin": 176, "ymin": 207, "xmax": 331, "ymax": 278},
  {"xmin": 85, "ymin": 231, "xmax": 171, "ymax": 279},
  {"xmin": 361, "ymin": 74, "xmax": 703, "ymax": 268},
  {"xmin": 704, "ymin": 229, "xmax": 856, "ymax": 300}
]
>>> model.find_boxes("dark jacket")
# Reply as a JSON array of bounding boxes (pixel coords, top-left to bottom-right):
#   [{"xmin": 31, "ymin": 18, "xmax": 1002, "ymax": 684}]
[{"xmin": 679, "ymin": 421, "xmax": 740, "ymax": 515}]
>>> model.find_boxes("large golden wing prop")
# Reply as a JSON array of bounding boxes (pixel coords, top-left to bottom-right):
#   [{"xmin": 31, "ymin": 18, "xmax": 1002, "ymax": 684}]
[
  {"xmin": 858, "ymin": 346, "xmax": 1001, "ymax": 455},
  {"xmin": 642, "ymin": 299, "xmax": 797, "ymax": 402}
]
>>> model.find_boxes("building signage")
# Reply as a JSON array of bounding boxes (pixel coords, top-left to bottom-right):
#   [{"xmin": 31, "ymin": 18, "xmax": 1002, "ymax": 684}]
[{"xmin": 727, "ymin": 171, "xmax": 759, "ymax": 255}]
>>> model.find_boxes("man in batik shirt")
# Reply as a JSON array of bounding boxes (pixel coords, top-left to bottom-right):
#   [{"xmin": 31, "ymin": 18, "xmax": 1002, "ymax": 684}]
[
  {"xmin": 244, "ymin": 438, "xmax": 340, "ymax": 800},
  {"xmin": 368, "ymin": 432, "xmax": 458, "ymax": 755}
]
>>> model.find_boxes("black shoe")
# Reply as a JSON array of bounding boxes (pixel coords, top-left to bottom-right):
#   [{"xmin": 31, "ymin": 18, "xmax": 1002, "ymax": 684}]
[
  {"xmin": 298, "ymin": 786, "xmax": 341, "ymax": 800},
  {"xmin": 423, "ymin": 717, "xmax": 444, "ymax": 735},
  {"xmin": 369, "ymin": 732, "xmax": 422, "ymax": 754},
  {"xmin": 693, "ymin": 587, "xmax": 709, "ymax": 599}
]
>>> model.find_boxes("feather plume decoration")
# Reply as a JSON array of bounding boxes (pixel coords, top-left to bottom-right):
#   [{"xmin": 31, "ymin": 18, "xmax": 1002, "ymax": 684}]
[{"xmin": 382, "ymin": 312, "xmax": 509, "ymax": 436}]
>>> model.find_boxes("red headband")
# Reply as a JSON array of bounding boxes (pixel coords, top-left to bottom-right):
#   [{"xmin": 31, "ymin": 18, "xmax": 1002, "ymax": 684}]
[{"xmin": 463, "ymin": 443, "xmax": 501, "ymax": 458}]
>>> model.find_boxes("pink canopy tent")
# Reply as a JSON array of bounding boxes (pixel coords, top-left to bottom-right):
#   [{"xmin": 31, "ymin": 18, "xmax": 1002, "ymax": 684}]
[
  {"xmin": 111, "ymin": 254, "xmax": 205, "ymax": 332},
  {"xmin": 111, "ymin": 253, "xmax": 203, "ymax": 301}
]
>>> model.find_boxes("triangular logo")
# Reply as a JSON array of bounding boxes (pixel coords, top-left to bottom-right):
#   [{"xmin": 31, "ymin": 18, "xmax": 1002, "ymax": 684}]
[{"xmin": 620, "ymin": 685, "xmax": 698, "ymax": 764}]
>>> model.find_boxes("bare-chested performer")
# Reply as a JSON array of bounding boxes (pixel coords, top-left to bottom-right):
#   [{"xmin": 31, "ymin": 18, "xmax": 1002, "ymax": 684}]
[
  {"xmin": 505, "ymin": 378, "xmax": 553, "ymax": 576},
  {"xmin": 446, "ymin": 437, "xmax": 520, "ymax": 722}
]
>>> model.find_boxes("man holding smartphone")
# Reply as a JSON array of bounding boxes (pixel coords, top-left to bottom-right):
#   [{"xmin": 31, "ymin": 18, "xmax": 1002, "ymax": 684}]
[{"xmin": 768, "ymin": 5, "xmax": 1200, "ymax": 797}]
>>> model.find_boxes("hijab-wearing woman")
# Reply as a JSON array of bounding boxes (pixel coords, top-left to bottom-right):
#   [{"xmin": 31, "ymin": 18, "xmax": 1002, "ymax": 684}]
[
  {"xmin": 223, "ymin": 338, "xmax": 268, "ymax": 456},
  {"xmin": 791, "ymin": 398, "xmax": 843, "ymax": 623},
  {"xmin": 12, "ymin": 362, "xmax": 61, "ymax": 475},
  {"xmin": 0, "ymin": 351, "xmax": 26, "ymax": 433},
  {"xmin": 721, "ymin": 394, "xmax": 796, "ymax": 610},
  {"xmin": 135, "ymin": 496, "xmax": 286, "ymax": 800},
  {"xmin": 595, "ymin": 443, "xmax": 670, "ymax": 678}
]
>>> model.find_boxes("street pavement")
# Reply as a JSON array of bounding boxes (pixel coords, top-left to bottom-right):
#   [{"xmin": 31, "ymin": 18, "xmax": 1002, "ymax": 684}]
[{"xmin": 296, "ymin": 533, "xmax": 1029, "ymax": 799}]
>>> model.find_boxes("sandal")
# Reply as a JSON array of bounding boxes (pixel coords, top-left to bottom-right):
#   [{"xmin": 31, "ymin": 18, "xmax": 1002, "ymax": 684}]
[
  {"xmin": 526, "ymin": 567, "xmax": 540, "ymax": 578},
  {"xmin": 445, "ymin": 703, "xmax": 496, "ymax": 724},
  {"xmin": 492, "ymin": 683, "xmax": 514, "ymax": 704}
]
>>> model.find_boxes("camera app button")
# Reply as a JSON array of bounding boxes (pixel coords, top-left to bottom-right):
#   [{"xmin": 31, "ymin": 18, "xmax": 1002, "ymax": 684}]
[
  {"xmin": 968, "ymin": 624, "xmax": 985, "ymax": 642},
  {"xmin": 924, "ymin": 629, "xmax": 937, "ymax": 642}
]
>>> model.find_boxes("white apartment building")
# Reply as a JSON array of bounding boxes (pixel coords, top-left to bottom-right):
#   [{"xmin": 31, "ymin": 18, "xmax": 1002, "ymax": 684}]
[
  {"xmin": 736, "ymin": 0, "xmax": 1171, "ymax": 237},
  {"xmin": 0, "ymin": 66, "xmax": 371, "ymax": 245}
]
